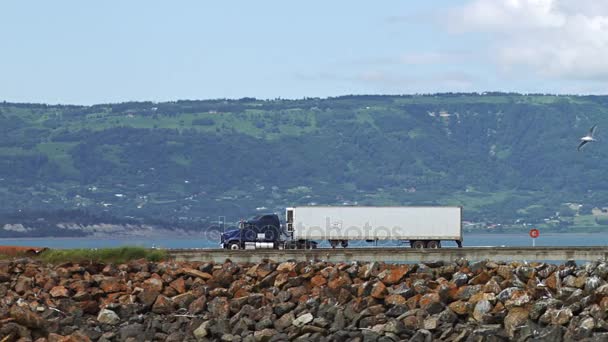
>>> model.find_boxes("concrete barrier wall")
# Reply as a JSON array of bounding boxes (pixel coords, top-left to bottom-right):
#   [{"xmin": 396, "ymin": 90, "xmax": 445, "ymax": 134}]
[{"xmin": 167, "ymin": 247, "xmax": 608, "ymax": 264}]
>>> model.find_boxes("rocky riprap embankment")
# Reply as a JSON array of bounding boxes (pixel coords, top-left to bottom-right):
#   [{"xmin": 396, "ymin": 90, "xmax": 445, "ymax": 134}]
[{"xmin": 2, "ymin": 258, "xmax": 608, "ymax": 342}]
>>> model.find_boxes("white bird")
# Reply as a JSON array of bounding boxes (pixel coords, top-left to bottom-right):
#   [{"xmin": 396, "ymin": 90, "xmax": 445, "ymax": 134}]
[{"xmin": 578, "ymin": 124, "xmax": 597, "ymax": 151}]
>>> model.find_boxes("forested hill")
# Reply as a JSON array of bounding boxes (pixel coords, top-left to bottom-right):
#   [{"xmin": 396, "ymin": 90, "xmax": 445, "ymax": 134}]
[{"xmin": 3, "ymin": 93, "xmax": 608, "ymax": 236}]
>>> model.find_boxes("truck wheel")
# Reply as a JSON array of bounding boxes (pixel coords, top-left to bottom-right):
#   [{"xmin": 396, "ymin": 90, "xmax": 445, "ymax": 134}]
[
  {"xmin": 329, "ymin": 240, "xmax": 339, "ymax": 249},
  {"xmin": 426, "ymin": 240, "xmax": 441, "ymax": 249},
  {"xmin": 411, "ymin": 240, "xmax": 425, "ymax": 249},
  {"xmin": 229, "ymin": 242, "xmax": 240, "ymax": 250},
  {"xmin": 341, "ymin": 240, "xmax": 348, "ymax": 248}
]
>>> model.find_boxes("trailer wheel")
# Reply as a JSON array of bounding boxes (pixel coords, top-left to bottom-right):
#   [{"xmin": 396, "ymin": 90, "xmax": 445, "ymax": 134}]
[
  {"xmin": 229, "ymin": 242, "xmax": 240, "ymax": 250},
  {"xmin": 329, "ymin": 240, "xmax": 339, "ymax": 249},
  {"xmin": 341, "ymin": 240, "xmax": 348, "ymax": 248},
  {"xmin": 426, "ymin": 240, "xmax": 441, "ymax": 249},
  {"xmin": 411, "ymin": 240, "xmax": 426, "ymax": 249}
]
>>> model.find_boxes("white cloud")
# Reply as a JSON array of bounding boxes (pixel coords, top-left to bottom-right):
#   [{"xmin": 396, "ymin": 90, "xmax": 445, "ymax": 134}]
[{"xmin": 450, "ymin": 0, "xmax": 608, "ymax": 81}]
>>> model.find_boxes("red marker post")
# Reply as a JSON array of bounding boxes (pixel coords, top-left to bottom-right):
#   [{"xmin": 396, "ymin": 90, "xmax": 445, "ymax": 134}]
[{"xmin": 529, "ymin": 228, "xmax": 540, "ymax": 247}]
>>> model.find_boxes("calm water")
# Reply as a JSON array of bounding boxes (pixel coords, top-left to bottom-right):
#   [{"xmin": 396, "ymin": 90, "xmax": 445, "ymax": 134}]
[{"xmin": 0, "ymin": 232, "xmax": 607, "ymax": 249}]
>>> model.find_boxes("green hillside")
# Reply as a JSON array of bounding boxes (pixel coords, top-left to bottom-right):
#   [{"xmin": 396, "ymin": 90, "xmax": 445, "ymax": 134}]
[{"xmin": 2, "ymin": 93, "xmax": 608, "ymax": 236}]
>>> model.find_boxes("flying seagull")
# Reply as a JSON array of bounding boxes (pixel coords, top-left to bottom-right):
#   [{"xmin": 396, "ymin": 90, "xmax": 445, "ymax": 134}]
[{"xmin": 578, "ymin": 124, "xmax": 597, "ymax": 151}]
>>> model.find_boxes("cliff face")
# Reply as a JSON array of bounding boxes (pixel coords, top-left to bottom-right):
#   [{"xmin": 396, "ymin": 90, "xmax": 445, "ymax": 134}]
[{"xmin": 1, "ymin": 257, "xmax": 608, "ymax": 341}]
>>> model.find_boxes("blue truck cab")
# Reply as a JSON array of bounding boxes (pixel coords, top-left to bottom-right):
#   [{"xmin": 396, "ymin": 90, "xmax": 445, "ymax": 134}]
[{"xmin": 220, "ymin": 214, "xmax": 284, "ymax": 250}]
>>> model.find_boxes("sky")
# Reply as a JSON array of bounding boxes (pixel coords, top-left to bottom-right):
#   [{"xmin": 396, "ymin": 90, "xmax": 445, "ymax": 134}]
[{"xmin": 2, "ymin": 0, "xmax": 608, "ymax": 105}]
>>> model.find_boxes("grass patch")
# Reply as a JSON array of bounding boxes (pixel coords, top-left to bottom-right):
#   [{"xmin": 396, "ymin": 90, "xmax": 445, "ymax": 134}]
[{"xmin": 39, "ymin": 246, "xmax": 167, "ymax": 264}]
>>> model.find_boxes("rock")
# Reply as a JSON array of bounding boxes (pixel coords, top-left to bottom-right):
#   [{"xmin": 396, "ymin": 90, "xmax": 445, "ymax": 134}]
[
  {"xmin": 540, "ymin": 307, "xmax": 573, "ymax": 325},
  {"xmin": 142, "ymin": 277, "xmax": 163, "ymax": 293},
  {"xmin": 189, "ymin": 296, "xmax": 207, "ymax": 314},
  {"xmin": 371, "ymin": 281, "xmax": 387, "ymax": 299},
  {"xmin": 410, "ymin": 328, "xmax": 432, "ymax": 342},
  {"xmin": 97, "ymin": 309, "xmax": 120, "ymax": 325},
  {"xmin": 152, "ymin": 295, "xmax": 176, "ymax": 314},
  {"xmin": 516, "ymin": 266, "xmax": 535, "ymax": 281},
  {"xmin": 183, "ymin": 268, "xmax": 213, "ymax": 280},
  {"xmin": 469, "ymin": 271, "xmax": 491, "ymax": 285},
  {"xmin": 504, "ymin": 307, "xmax": 529, "ymax": 338},
  {"xmin": 193, "ymin": 321, "xmax": 211, "ymax": 340},
  {"xmin": 254, "ymin": 328, "xmax": 277, "ymax": 342},
  {"xmin": 169, "ymin": 277, "xmax": 186, "ymax": 294},
  {"xmin": 419, "ymin": 293, "xmax": 444, "ymax": 314},
  {"xmin": 529, "ymin": 298, "xmax": 561, "ymax": 320},
  {"xmin": 310, "ymin": 274, "xmax": 327, "ymax": 287},
  {"xmin": 10, "ymin": 305, "xmax": 46, "ymax": 329},
  {"xmin": 119, "ymin": 323, "xmax": 144, "ymax": 341},
  {"xmin": 451, "ymin": 272, "xmax": 468, "ymax": 287},
  {"xmin": 274, "ymin": 311, "xmax": 295, "ymax": 331},
  {"xmin": 172, "ymin": 291, "xmax": 195, "ymax": 309},
  {"xmin": 50, "ymin": 285, "xmax": 70, "ymax": 298},
  {"xmin": 208, "ymin": 296, "xmax": 230, "ymax": 319},
  {"xmin": 277, "ymin": 261, "xmax": 297, "ymax": 273},
  {"xmin": 384, "ymin": 294, "xmax": 407, "ymax": 306},
  {"xmin": 327, "ymin": 274, "xmax": 351, "ymax": 293},
  {"xmin": 448, "ymin": 300, "xmax": 470, "ymax": 315},
  {"xmin": 99, "ymin": 277, "xmax": 125, "ymax": 293},
  {"xmin": 423, "ymin": 316, "xmax": 439, "ymax": 330},
  {"xmin": 274, "ymin": 272, "xmax": 290, "ymax": 288},
  {"xmin": 293, "ymin": 313, "xmax": 313, "ymax": 327},
  {"xmin": 14, "ymin": 276, "xmax": 32, "ymax": 294},
  {"xmin": 378, "ymin": 265, "xmax": 410, "ymax": 285},
  {"xmin": 473, "ymin": 300, "xmax": 493, "ymax": 322},
  {"xmin": 455, "ymin": 285, "xmax": 482, "ymax": 300}
]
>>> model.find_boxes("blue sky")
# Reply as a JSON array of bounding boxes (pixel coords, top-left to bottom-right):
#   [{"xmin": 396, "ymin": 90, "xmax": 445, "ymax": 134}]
[{"xmin": 2, "ymin": 0, "xmax": 608, "ymax": 104}]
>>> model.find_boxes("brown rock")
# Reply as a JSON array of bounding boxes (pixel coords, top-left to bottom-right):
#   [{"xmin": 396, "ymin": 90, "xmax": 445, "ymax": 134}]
[
  {"xmin": 402, "ymin": 315, "xmax": 420, "ymax": 330},
  {"xmin": 49, "ymin": 285, "xmax": 70, "ymax": 298},
  {"xmin": 79, "ymin": 300, "xmax": 99, "ymax": 315},
  {"xmin": 10, "ymin": 305, "xmax": 46, "ymax": 329},
  {"xmin": 419, "ymin": 293, "xmax": 444, "ymax": 314},
  {"xmin": 274, "ymin": 273, "xmax": 290, "ymax": 288},
  {"xmin": 143, "ymin": 276, "xmax": 163, "ymax": 292},
  {"xmin": 255, "ymin": 263, "xmax": 276, "ymax": 278},
  {"xmin": 328, "ymin": 274, "xmax": 351, "ymax": 292},
  {"xmin": 496, "ymin": 265, "xmax": 513, "ymax": 280},
  {"xmin": 287, "ymin": 286, "xmax": 309, "ymax": 303},
  {"xmin": 483, "ymin": 279, "xmax": 502, "ymax": 294},
  {"xmin": 406, "ymin": 294, "xmax": 420, "ymax": 310},
  {"xmin": 384, "ymin": 294, "xmax": 407, "ymax": 306},
  {"xmin": 371, "ymin": 281, "xmax": 387, "ymax": 299},
  {"xmin": 448, "ymin": 300, "xmax": 470, "ymax": 315},
  {"xmin": 182, "ymin": 268, "xmax": 213, "ymax": 280},
  {"xmin": 378, "ymin": 265, "xmax": 410, "ymax": 285},
  {"xmin": 169, "ymin": 277, "xmax": 186, "ymax": 294},
  {"xmin": 504, "ymin": 290, "xmax": 531, "ymax": 308},
  {"xmin": 310, "ymin": 275, "xmax": 327, "ymax": 287},
  {"xmin": 137, "ymin": 288, "xmax": 160, "ymax": 307},
  {"xmin": 276, "ymin": 261, "xmax": 297, "ymax": 273},
  {"xmin": 172, "ymin": 292, "xmax": 195, "ymax": 309},
  {"xmin": 455, "ymin": 285, "xmax": 482, "ymax": 300},
  {"xmin": 338, "ymin": 288, "xmax": 352, "ymax": 304},
  {"xmin": 207, "ymin": 296, "xmax": 230, "ymax": 318},
  {"xmin": 469, "ymin": 271, "xmax": 491, "ymax": 285},
  {"xmin": 99, "ymin": 277, "xmax": 126, "ymax": 293},
  {"xmin": 469, "ymin": 292, "xmax": 496, "ymax": 306},
  {"xmin": 14, "ymin": 276, "xmax": 32, "ymax": 295},
  {"xmin": 152, "ymin": 295, "xmax": 176, "ymax": 314},
  {"xmin": 540, "ymin": 307, "xmax": 573, "ymax": 325},
  {"xmin": 188, "ymin": 296, "xmax": 207, "ymax": 314},
  {"xmin": 545, "ymin": 272, "xmax": 560, "ymax": 292},
  {"xmin": 504, "ymin": 307, "xmax": 530, "ymax": 338}
]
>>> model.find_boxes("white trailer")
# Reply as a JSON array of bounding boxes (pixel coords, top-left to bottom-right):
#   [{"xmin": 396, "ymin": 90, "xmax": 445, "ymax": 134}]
[{"xmin": 285, "ymin": 206, "xmax": 462, "ymax": 248}]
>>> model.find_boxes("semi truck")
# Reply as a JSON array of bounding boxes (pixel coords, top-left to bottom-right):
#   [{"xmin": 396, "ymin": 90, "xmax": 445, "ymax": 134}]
[{"xmin": 219, "ymin": 206, "xmax": 462, "ymax": 250}]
